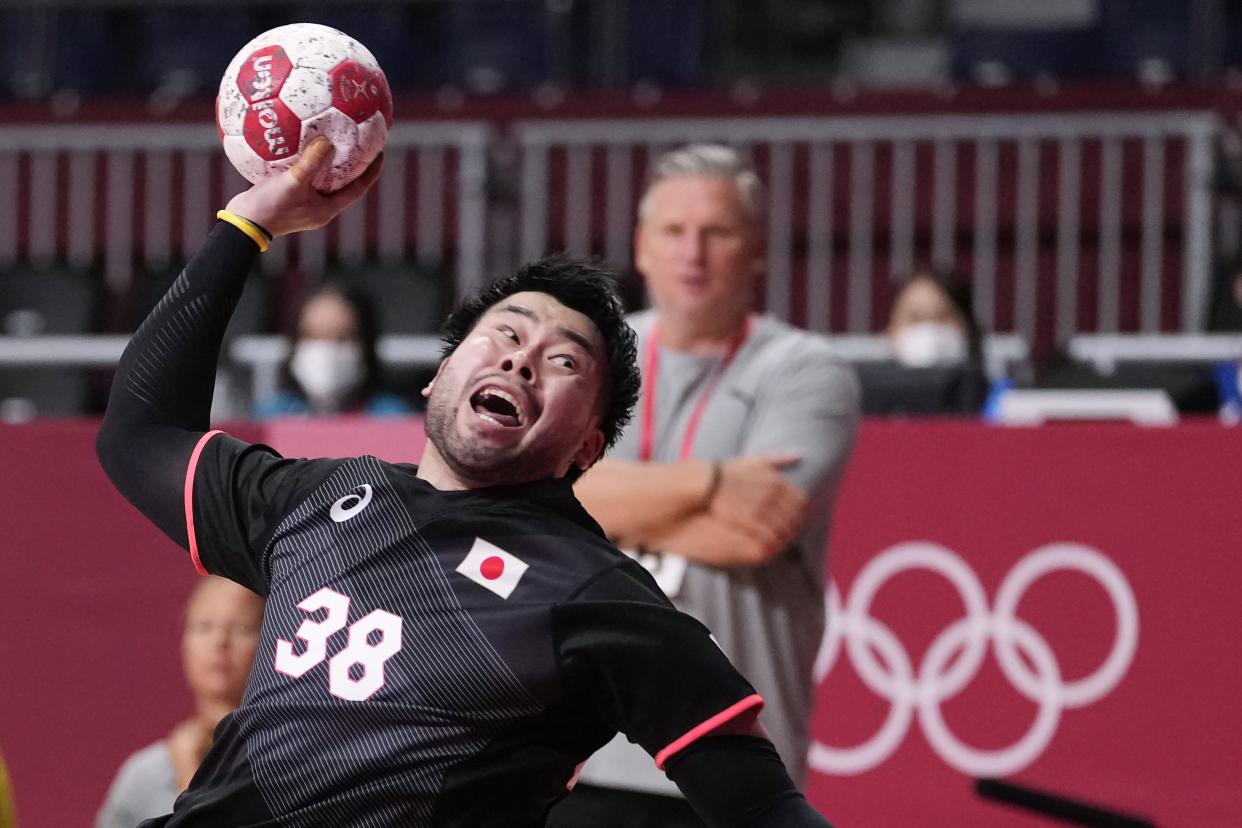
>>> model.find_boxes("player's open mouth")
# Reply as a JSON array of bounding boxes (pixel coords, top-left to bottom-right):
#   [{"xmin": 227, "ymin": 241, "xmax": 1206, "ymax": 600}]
[{"xmin": 470, "ymin": 387, "xmax": 525, "ymax": 428}]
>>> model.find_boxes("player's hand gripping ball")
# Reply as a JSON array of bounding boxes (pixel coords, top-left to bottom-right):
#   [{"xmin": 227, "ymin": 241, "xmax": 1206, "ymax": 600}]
[{"xmin": 217, "ymin": 22, "xmax": 392, "ymax": 193}]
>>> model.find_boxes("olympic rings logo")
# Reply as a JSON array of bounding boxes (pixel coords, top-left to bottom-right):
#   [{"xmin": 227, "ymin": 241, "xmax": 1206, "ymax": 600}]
[{"xmin": 809, "ymin": 541, "xmax": 1139, "ymax": 778}]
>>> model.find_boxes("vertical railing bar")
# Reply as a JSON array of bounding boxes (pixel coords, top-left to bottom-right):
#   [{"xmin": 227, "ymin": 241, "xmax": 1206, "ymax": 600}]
[
  {"xmin": 144, "ymin": 150, "xmax": 173, "ymax": 271},
  {"xmin": 0, "ymin": 153, "xmax": 18, "ymax": 268},
  {"xmin": 29, "ymin": 150, "xmax": 56, "ymax": 264},
  {"xmin": 520, "ymin": 141, "xmax": 549, "ymax": 263},
  {"xmin": 890, "ymin": 139, "xmax": 915, "ymax": 279},
  {"xmin": 1139, "ymin": 135, "xmax": 1166, "ymax": 332},
  {"xmin": 766, "ymin": 142, "xmax": 794, "ymax": 321},
  {"xmin": 336, "ymin": 174, "xmax": 368, "ymax": 268},
  {"xmin": 931, "ymin": 138, "xmax": 957, "ymax": 267},
  {"xmin": 848, "ymin": 141, "xmax": 875, "ymax": 332},
  {"xmin": 1015, "ymin": 138, "xmax": 1040, "ymax": 340},
  {"xmin": 181, "ymin": 150, "xmax": 211, "ymax": 264},
  {"xmin": 457, "ymin": 136, "xmax": 490, "ymax": 301},
  {"xmin": 604, "ymin": 144, "xmax": 633, "ymax": 268},
  {"xmin": 565, "ymin": 143, "xmax": 592, "ymax": 257},
  {"xmin": 416, "ymin": 146, "xmax": 445, "ymax": 267},
  {"xmin": 1181, "ymin": 129, "xmax": 1214, "ymax": 331},
  {"xmin": 66, "ymin": 150, "xmax": 95, "ymax": 270},
  {"xmin": 104, "ymin": 151, "xmax": 134, "ymax": 293},
  {"xmin": 377, "ymin": 147, "xmax": 406, "ymax": 265},
  {"xmin": 298, "ymin": 228, "xmax": 327, "ymax": 280},
  {"xmin": 806, "ymin": 142, "xmax": 833, "ymax": 333},
  {"xmin": 1097, "ymin": 137, "xmax": 1122, "ymax": 333},
  {"xmin": 1055, "ymin": 138, "xmax": 1082, "ymax": 344},
  {"xmin": 972, "ymin": 139, "xmax": 998, "ymax": 330}
]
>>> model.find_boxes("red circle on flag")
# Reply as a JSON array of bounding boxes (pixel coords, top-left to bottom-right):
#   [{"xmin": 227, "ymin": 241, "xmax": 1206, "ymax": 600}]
[{"xmin": 480, "ymin": 555, "xmax": 505, "ymax": 580}]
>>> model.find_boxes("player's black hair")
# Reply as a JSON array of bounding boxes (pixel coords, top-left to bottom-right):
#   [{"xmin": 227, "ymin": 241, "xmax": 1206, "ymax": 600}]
[{"xmin": 439, "ymin": 255, "xmax": 641, "ymax": 464}]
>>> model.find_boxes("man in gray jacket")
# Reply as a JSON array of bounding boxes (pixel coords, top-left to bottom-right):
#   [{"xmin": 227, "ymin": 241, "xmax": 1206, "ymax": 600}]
[{"xmin": 551, "ymin": 144, "xmax": 860, "ymax": 827}]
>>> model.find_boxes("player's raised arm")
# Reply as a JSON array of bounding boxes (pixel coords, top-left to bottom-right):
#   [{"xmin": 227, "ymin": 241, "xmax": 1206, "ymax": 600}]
[{"xmin": 95, "ymin": 137, "xmax": 381, "ymax": 547}]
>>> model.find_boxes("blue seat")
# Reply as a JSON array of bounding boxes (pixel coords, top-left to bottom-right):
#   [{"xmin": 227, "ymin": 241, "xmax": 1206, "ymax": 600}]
[
  {"xmin": 0, "ymin": 266, "xmax": 98, "ymax": 335},
  {"xmin": 625, "ymin": 0, "xmax": 710, "ymax": 86},
  {"xmin": 133, "ymin": 8, "xmax": 260, "ymax": 96},
  {"xmin": 0, "ymin": 9, "xmax": 119, "ymax": 98},
  {"xmin": 0, "ymin": 265, "xmax": 99, "ymax": 418},
  {"xmin": 1213, "ymin": 361, "xmax": 1241, "ymax": 420},
  {"xmin": 287, "ymin": 4, "xmax": 444, "ymax": 91},
  {"xmin": 951, "ymin": 27, "xmax": 1107, "ymax": 81},
  {"xmin": 442, "ymin": 4, "xmax": 549, "ymax": 92},
  {"xmin": 322, "ymin": 262, "xmax": 445, "ymax": 336}
]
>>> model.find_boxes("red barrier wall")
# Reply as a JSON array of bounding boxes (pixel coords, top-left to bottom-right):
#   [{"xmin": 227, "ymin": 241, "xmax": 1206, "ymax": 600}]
[
  {"xmin": 0, "ymin": 419, "xmax": 1239, "ymax": 826},
  {"xmin": 809, "ymin": 421, "xmax": 1242, "ymax": 826}
]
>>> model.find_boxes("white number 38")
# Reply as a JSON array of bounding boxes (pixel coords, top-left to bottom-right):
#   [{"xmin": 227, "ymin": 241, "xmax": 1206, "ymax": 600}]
[{"xmin": 274, "ymin": 587, "xmax": 403, "ymax": 701}]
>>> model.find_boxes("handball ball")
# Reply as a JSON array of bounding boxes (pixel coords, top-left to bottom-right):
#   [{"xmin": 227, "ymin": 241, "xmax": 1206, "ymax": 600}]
[{"xmin": 216, "ymin": 23, "xmax": 392, "ymax": 193}]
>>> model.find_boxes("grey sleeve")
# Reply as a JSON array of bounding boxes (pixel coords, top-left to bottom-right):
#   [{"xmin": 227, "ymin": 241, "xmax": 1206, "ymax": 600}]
[
  {"xmin": 742, "ymin": 338, "xmax": 861, "ymax": 500},
  {"xmin": 94, "ymin": 744, "xmax": 177, "ymax": 828}
]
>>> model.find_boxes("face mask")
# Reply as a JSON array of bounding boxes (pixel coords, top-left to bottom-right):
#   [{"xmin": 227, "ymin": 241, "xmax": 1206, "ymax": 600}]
[
  {"xmin": 290, "ymin": 340, "xmax": 364, "ymax": 409},
  {"xmin": 892, "ymin": 322, "xmax": 968, "ymax": 368}
]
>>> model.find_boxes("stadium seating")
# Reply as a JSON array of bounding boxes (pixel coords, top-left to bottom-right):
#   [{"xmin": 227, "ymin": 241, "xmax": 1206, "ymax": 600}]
[
  {"xmin": 132, "ymin": 8, "xmax": 260, "ymax": 101},
  {"xmin": 0, "ymin": 265, "xmax": 99, "ymax": 418},
  {"xmin": 326, "ymin": 262, "xmax": 445, "ymax": 337},
  {"xmin": 0, "ymin": 8, "xmax": 119, "ymax": 99}
]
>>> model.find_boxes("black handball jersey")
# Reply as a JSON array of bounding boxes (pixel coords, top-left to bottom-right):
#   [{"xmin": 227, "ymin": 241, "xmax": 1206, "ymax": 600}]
[{"xmin": 151, "ymin": 431, "xmax": 762, "ymax": 827}]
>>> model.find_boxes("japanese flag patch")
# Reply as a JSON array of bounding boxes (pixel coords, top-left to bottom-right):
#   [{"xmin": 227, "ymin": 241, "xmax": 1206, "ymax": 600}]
[{"xmin": 456, "ymin": 538, "xmax": 529, "ymax": 599}]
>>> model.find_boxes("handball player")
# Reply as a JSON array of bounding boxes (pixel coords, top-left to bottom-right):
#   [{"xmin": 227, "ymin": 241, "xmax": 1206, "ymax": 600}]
[{"xmin": 96, "ymin": 137, "xmax": 833, "ymax": 827}]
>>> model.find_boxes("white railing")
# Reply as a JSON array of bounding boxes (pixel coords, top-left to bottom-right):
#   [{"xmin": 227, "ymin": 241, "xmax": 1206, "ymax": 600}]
[
  {"xmin": 0, "ymin": 113, "xmax": 1221, "ymax": 339},
  {"xmin": 0, "ymin": 112, "xmax": 1233, "ymax": 418},
  {"xmin": 0, "ymin": 121, "xmax": 492, "ymax": 300},
  {"xmin": 1066, "ymin": 334, "xmax": 1242, "ymax": 372},
  {"xmin": 228, "ymin": 334, "xmax": 444, "ymax": 405},
  {"xmin": 513, "ymin": 113, "xmax": 1219, "ymax": 339},
  {"xmin": 0, "ymin": 332, "xmax": 1033, "ymax": 407}
]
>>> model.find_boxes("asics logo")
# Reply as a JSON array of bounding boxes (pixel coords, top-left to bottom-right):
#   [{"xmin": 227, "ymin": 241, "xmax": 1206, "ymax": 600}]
[
  {"xmin": 330, "ymin": 484, "xmax": 373, "ymax": 523},
  {"xmin": 810, "ymin": 541, "xmax": 1139, "ymax": 778}
]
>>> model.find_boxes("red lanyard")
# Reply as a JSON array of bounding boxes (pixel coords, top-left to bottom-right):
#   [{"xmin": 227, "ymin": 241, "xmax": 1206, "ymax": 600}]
[{"xmin": 638, "ymin": 316, "xmax": 751, "ymax": 462}]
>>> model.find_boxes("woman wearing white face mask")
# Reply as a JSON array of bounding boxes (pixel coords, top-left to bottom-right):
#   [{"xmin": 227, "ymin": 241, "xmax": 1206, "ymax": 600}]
[
  {"xmin": 886, "ymin": 271, "xmax": 978, "ymax": 368},
  {"xmin": 874, "ymin": 269, "xmax": 989, "ymax": 414},
  {"xmin": 253, "ymin": 281, "xmax": 411, "ymax": 418}
]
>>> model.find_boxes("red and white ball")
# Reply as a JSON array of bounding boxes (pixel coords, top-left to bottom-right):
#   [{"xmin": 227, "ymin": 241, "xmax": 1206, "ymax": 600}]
[{"xmin": 216, "ymin": 23, "xmax": 393, "ymax": 193}]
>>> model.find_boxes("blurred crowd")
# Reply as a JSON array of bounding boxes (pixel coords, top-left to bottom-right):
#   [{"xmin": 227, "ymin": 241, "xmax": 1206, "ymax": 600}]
[
  {"xmin": 5, "ymin": 1, "xmax": 1242, "ymax": 107},
  {"xmin": 0, "ymin": 2, "xmax": 1239, "ymax": 425}
]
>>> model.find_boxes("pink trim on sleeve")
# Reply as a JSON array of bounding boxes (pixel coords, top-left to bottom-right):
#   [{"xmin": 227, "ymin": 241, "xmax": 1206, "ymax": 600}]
[
  {"xmin": 185, "ymin": 430, "xmax": 225, "ymax": 576},
  {"xmin": 654, "ymin": 693, "xmax": 765, "ymax": 770}
]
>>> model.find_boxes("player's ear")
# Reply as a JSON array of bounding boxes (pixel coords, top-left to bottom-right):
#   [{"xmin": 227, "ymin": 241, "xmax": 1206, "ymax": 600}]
[
  {"xmin": 571, "ymin": 425, "xmax": 605, "ymax": 474},
  {"xmin": 421, "ymin": 359, "xmax": 447, "ymax": 398}
]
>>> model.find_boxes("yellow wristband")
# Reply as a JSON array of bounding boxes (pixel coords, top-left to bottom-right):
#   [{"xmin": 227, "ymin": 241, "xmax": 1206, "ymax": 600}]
[{"xmin": 216, "ymin": 210, "xmax": 272, "ymax": 252}]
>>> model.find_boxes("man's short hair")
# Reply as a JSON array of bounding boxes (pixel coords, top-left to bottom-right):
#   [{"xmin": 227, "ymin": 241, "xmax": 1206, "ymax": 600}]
[
  {"xmin": 637, "ymin": 143, "xmax": 766, "ymax": 225},
  {"xmin": 439, "ymin": 256, "xmax": 641, "ymax": 467}
]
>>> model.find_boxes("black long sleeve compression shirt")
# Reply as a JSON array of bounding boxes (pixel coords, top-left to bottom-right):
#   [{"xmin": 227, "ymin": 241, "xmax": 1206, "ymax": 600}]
[{"xmin": 95, "ymin": 221, "xmax": 260, "ymax": 546}]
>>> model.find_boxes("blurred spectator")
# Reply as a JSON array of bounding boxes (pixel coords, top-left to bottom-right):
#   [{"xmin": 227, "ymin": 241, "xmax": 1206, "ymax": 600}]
[
  {"xmin": 885, "ymin": 267, "xmax": 981, "ymax": 368},
  {"xmin": 252, "ymin": 281, "xmax": 410, "ymax": 418},
  {"xmin": 551, "ymin": 144, "xmax": 859, "ymax": 826},
  {"xmin": 858, "ymin": 267, "xmax": 989, "ymax": 415},
  {"xmin": 95, "ymin": 577, "xmax": 263, "ymax": 828},
  {"xmin": 0, "ymin": 747, "xmax": 14, "ymax": 828}
]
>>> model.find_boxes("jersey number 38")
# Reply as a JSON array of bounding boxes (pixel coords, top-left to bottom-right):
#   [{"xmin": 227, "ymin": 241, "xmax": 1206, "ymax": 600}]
[{"xmin": 274, "ymin": 587, "xmax": 403, "ymax": 701}]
